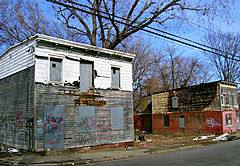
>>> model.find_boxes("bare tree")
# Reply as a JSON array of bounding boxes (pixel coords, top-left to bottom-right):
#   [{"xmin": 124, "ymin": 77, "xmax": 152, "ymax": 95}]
[
  {"xmin": 152, "ymin": 46, "xmax": 212, "ymax": 90},
  {"xmin": 204, "ymin": 31, "xmax": 240, "ymax": 82},
  {"xmin": 0, "ymin": 0, "xmax": 82, "ymax": 52},
  {"xmin": 120, "ymin": 37, "xmax": 161, "ymax": 112},
  {"xmin": 50, "ymin": 0, "xmax": 233, "ymax": 49}
]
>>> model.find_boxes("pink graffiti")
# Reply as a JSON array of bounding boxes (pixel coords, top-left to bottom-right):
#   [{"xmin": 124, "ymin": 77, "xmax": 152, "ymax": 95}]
[{"xmin": 206, "ymin": 118, "xmax": 221, "ymax": 128}]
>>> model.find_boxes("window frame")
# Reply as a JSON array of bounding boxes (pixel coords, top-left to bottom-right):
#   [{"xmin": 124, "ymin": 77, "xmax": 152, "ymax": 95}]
[
  {"xmin": 179, "ymin": 115, "xmax": 185, "ymax": 128},
  {"xmin": 111, "ymin": 66, "xmax": 120, "ymax": 89},
  {"xmin": 226, "ymin": 114, "xmax": 232, "ymax": 126},
  {"xmin": 49, "ymin": 57, "xmax": 63, "ymax": 82}
]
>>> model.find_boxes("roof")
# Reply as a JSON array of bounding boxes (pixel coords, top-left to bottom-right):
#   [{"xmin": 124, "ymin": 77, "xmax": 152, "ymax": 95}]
[
  {"xmin": 152, "ymin": 80, "xmax": 238, "ymax": 95},
  {"xmin": 0, "ymin": 34, "xmax": 136, "ymax": 59}
]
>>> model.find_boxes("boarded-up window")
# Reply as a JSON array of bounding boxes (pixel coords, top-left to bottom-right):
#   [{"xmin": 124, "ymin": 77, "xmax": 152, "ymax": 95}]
[
  {"xmin": 226, "ymin": 114, "xmax": 232, "ymax": 126},
  {"xmin": 172, "ymin": 97, "xmax": 178, "ymax": 108},
  {"xmin": 50, "ymin": 58, "xmax": 62, "ymax": 81},
  {"xmin": 111, "ymin": 67, "xmax": 120, "ymax": 88},
  {"xmin": 179, "ymin": 115, "xmax": 185, "ymax": 128},
  {"xmin": 44, "ymin": 105, "xmax": 64, "ymax": 150},
  {"xmin": 111, "ymin": 107, "xmax": 124, "ymax": 130},
  {"xmin": 164, "ymin": 114, "xmax": 169, "ymax": 128},
  {"xmin": 80, "ymin": 60, "xmax": 93, "ymax": 92},
  {"xmin": 78, "ymin": 106, "xmax": 95, "ymax": 133}
]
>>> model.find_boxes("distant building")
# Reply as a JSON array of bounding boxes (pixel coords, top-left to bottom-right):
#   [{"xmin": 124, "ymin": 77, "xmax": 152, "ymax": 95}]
[
  {"xmin": 134, "ymin": 96, "xmax": 152, "ymax": 133},
  {"xmin": 152, "ymin": 81, "xmax": 239, "ymax": 134},
  {"xmin": 0, "ymin": 34, "xmax": 135, "ymax": 151}
]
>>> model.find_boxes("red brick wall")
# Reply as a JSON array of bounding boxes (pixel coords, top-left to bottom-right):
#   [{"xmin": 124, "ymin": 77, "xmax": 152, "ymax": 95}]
[
  {"xmin": 205, "ymin": 111, "xmax": 223, "ymax": 134},
  {"xmin": 152, "ymin": 111, "xmax": 206, "ymax": 134},
  {"xmin": 152, "ymin": 111, "xmax": 237, "ymax": 134}
]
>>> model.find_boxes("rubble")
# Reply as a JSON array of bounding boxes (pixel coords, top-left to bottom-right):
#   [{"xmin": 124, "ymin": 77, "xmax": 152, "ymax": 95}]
[{"xmin": 193, "ymin": 135, "xmax": 215, "ymax": 141}]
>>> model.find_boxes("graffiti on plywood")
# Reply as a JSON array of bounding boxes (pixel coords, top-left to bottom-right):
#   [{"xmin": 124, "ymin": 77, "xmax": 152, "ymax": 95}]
[
  {"xmin": 78, "ymin": 106, "xmax": 95, "ymax": 133},
  {"xmin": 44, "ymin": 105, "xmax": 64, "ymax": 150}
]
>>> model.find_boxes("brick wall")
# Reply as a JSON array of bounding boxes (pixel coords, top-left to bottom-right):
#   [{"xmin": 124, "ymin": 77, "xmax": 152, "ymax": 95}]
[
  {"xmin": 152, "ymin": 111, "xmax": 206, "ymax": 134},
  {"xmin": 0, "ymin": 67, "xmax": 35, "ymax": 150}
]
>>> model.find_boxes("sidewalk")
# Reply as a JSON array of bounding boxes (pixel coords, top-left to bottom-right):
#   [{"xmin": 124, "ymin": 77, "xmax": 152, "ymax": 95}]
[{"xmin": 1, "ymin": 133, "xmax": 239, "ymax": 165}]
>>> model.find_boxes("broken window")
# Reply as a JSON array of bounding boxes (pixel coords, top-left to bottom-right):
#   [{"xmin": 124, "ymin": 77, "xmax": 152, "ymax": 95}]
[
  {"xmin": 226, "ymin": 114, "xmax": 232, "ymax": 126},
  {"xmin": 50, "ymin": 58, "xmax": 62, "ymax": 82},
  {"xmin": 164, "ymin": 114, "xmax": 169, "ymax": 128},
  {"xmin": 111, "ymin": 67, "xmax": 120, "ymax": 88},
  {"xmin": 179, "ymin": 115, "xmax": 185, "ymax": 128}
]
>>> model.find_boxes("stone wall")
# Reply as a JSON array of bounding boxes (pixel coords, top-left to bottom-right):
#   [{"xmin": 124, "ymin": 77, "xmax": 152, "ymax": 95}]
[
  {"xmin": 0, "ymin": 67, "xmax": 35, "ymax": 150},
  {"xmin": 35, "ymin": 84, "xmax": 134, "ymax": 151}
]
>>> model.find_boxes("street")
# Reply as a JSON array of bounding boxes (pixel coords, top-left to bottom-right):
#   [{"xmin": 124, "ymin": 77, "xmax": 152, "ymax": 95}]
[{"xmin": 85, "ymin": 140, "xmax": 240, "ymax": 166}]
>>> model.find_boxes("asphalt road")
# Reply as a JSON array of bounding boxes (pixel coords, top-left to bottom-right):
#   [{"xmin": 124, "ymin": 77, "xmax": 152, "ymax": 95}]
[{"xmin": 85, "ymin": 140, "xmax": 240, "ymax": 166}]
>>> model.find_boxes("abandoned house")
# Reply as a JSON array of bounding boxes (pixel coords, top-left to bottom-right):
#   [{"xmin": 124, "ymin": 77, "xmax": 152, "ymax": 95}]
[
  {"xmin": 0, "ymin": 34, "xmax": 135, "ymax": 151},
  {"xmin": 152, "ymin": 81, "xmax": 239, "ymax": 134}
]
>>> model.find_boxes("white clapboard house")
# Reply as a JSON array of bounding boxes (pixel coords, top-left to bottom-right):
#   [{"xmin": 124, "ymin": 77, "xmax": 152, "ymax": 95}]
[{"xmin": 0, "ymin": 34, "xmax": 135, "ymax": 151}]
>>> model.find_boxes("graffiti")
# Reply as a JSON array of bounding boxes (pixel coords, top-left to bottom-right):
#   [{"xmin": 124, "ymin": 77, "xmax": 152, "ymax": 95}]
[
  {"xmin": 75, "ymin": 134, "xmax": 95, "ymax": 146},
  {"xmin": 44, "ymin": 105, "xmax": 64, "ymax": 150},
  {"xmin": 44, "ymin": 115, "xmax": 64, "ymax": 134},
  {"xmin": 79, "ymin": 116, "xmax": 95, "ymax": 133},
  {"xmin": 16, "ymin": 111, "xmax": 25, "ymax": 129},
  {"xmin": 206, "ymin": 118, "xmax": 221, "ymax": 128}
]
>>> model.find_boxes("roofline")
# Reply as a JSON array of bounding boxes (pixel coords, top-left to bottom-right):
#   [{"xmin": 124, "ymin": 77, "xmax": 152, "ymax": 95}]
[
  {"xmin": 0, "ymin": 35, "xmax": 38, "ymax": 58},
  {"xmin": 151, "ymin": 80, "xmax": 238, "ymax": 95},
  {"xmin": 0, "ymin": 34, "xmax": 136, "ymax": 59}
]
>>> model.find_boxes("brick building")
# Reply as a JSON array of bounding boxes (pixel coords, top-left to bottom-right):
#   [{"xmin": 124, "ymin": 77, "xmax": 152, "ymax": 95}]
[
  {"xmin": 0, "ymin": 34, "xmax": 135, "ymax": 151},
  {"xmin": 152, "ymin": 81, "xmax": 239, "ymax": 134}
]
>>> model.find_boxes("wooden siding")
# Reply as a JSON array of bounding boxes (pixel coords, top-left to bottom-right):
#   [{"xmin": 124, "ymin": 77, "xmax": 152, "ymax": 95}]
[
  {"xmin": 0, "ymin": 41, "xmax": 35, "ymax": 79},
  {"xmin": 34, "ymin": 47, "xmax": 133, "ymax": 91}
]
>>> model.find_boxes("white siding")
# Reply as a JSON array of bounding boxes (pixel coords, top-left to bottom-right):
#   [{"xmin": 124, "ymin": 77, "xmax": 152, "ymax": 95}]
[
  {"xmin": 0, "ymin": 41, "xmax": 35, "ymax": 79},
  {"xmin": 63, "ymin": 58, "xmax": 79, "ymax": 83},
  {"xmin": 34, "ymin": 46, "xmax": 133, "ymax": 91},
  {"xmin": 35, "ymin": 57, "xmax": 49, "ymax": 82}
]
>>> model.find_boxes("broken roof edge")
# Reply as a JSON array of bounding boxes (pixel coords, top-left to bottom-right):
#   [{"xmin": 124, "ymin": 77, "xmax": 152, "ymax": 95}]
[
  {"xmin": 0, "ymin": 34, "xmax": 136, "ymax": 59},
  {"xmin": 151, "ymin": 80, "xmax": 238, "ymax": 95}
]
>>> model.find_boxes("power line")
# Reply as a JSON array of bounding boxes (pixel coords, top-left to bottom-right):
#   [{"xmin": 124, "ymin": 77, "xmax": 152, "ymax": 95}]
[{"xmin": 46, "ymin": 0, "xmax": 240, "ymax": 61}]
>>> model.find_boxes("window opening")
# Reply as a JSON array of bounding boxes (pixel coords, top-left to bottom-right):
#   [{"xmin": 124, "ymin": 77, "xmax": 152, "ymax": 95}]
[
  {"xmin": 226, "ymin": 114, "xmax": 232, "ymax": 126},
  {"xmin": 180, "ymin": 115, "xmax": 185, "ymax": 128},
  {"xmin": 164, "ymin": 114, "xmax": 169, "ymax": 128}
]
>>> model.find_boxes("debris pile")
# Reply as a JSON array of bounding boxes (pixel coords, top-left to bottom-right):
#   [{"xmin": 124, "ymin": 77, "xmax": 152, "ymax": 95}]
[
  {"xmin": 193, "ymin": 135, "xmax": 215, "ymax": 141},
  {"xmin": 212, "ymin": 133, "xmax": 229, "ymax": 141}
]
